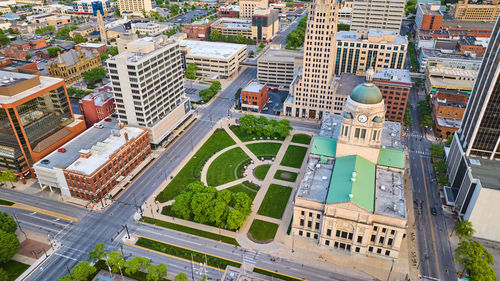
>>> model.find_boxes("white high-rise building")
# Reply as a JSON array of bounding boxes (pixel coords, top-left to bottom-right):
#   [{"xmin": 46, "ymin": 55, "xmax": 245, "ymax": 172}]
[
  {"xmin": 106, "ymin": 36, "xmax": 192, "ymax": 146},
  {"xmin": 350, "ymin": 0, "xmax": 406, "ymax": 34}
]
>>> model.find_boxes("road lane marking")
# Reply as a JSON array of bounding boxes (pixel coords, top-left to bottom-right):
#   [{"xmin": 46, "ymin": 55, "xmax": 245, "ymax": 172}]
[
  {"xmin": 53, "ymin": 253, "xmax": 77, "ymax": 261},
  {"xmin": 137, "ymin": 227, "xmax": 203, "ymax": 246},
  {"xmin": 420, "ymin": 156, "xmax": 441, "ymax": 279},
  {"xmin": 124, "ymin": 242, "xmax": 224, "ymax": 272},
  {"xmin": 253, "ymin": 266, "xmax": 306, "ymax": 281},
  {"xmin": 0, "ymin": 200, "xmax": 80, "ymax": 222}
]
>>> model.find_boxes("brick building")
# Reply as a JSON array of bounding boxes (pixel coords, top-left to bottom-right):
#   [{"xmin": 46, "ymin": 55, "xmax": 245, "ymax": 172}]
[
  {"xmin": 182, "ymin": 19, "xmax": 212, "ymax": 39},
  {"xmin": 2, "ymin": 37, "xmax": 49, "ymax": 60},
  {"xmin": 457, "ymin": 36, "xmax": 487, "ymax": 56},
  {"xmin": 218, "ymin": 5, "xmax": 239, "ymax": 18},
  {"xmin": 0, "ymin": 57, "xmax": 39, "ymax": 73},
  {"xmin": 415, "ymin": 4, "xmax": 443, "ymax": 30},
  {"xmin": 75, "ymin": 42, "xmax": 108, "ymax": 55},
  {"xmin": 79, "ymin": 84, "xmax": 115, "ymax": 127},
  {"xmin": 34, "ymin": 121, "xmax": 151, "ymax": 200},
  {"xmin": 240, "ymin": 80, "xmax": 269, "ymax": 112},
  {"xmin": 47, "ymin": 49, "xmax": 101, "ymax": 85},
  {"xmin": 63, "ymin": 126, "xmax": 150, "ymax": 200},
  {"xmin": 431, "ymin": 89, "xmax": 468, "ymax": 138},
  {"xmin": 372, "ymin": 69, "xmax": 412, "ymax": 123}
]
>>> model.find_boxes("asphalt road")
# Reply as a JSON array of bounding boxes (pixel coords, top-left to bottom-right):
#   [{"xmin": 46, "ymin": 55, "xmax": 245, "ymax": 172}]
[
  {"xmin": 3, "ymin": 66, "xmax": 365, "ymax": 281},
  {"xmin": 406, "ymin": 87, "xmax": 456, "ymax": 281},
  {"xmin": 273, "ymin": 12, "xmax": 307, "ymax": 46}
]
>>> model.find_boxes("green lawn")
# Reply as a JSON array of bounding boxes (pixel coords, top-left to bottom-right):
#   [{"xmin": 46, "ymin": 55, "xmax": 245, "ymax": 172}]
[
  {"xmin": 254, "ymin": 164, "xmax": 271, "ymax": 180},
  {"xmin": 226, "ymin": 181, "xmax": 260, "ymax": 201},
  {"xmin": 157, "ymin": 129, "xmax": 235, "ymax": 202},
  {"xmin": 0, "ymin": 198, "xmax": 15, "ymax": 206},
  {"xmin": 230, "ymin": 125, "xmax": 284, "ymax": 142},
  {"xmin": 136, "ymin": 237, "xmax": 241, "ymax": 269},
  {"xmin": 247, "ymin": 143, "xmax": 282, "ymax": 158},
  {"xmin": 280, "ymin": 145, "xmax": 308, "ymax": 168},
  {"xmin": 291, "ymin": 134, "xmax": 312, "ymax": 145},
  {"xmin": 257, "ymin": 184, "xmax": 292, "ymax": 219},
  {"xmin": 253, "ymin": 267, "xmax": 305, "ymax": 281},
  {"xmin": 274, "ymin": 170, "xmax": 298, "ymax": 182},
  {"xmin": 141, "ymin": 217, "xmax": 239, "ymax": 246},
  {"xmin": 0, "ymin": 260, "xmax": 29, "ymax": 280},
  {"xmin": 207, "ymin": 147, "xmax": 250, "ymax": 186},
  {"xmin": 248, "ymin": 219, "xmax": 279, "ymax": 242}
]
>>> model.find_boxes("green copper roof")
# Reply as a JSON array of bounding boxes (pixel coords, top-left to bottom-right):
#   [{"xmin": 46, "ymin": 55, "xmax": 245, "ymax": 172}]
[
  {"xmin": 311, "ymin": 136, "xmax": 337, "ymax": 158},
  {"xmin": 350, "ymin": 83, "xmax": 383, "ymax": 104},
  {"xmin": 326, "ymin": 155, "xmax": 375, "ymax": 212},
  {"xmin": 378, "ymin": 147, "xmax": 405, "ymax": 169}
]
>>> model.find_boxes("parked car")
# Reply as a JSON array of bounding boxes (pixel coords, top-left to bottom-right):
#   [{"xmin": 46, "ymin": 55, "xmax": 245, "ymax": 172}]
[
  {"xmin": 57, "ymin": 148, "xmax": 66, "ymax": 153},
  {"xmin": 93, "ymin": 123, "xmax": 104, "ymax": 129},
  {"xmin": 263, "ymin": 107, "xmax": 269, "ymax": 111},
  {"xmin": 430, "ymin": 207, "xmax": 437, "ymax": 215},
  {"xmin": 267, "ymin": 100, "xmax": 273, "ymax": 104},
  {"xmin": 272, "ymin": 87, "xmax": 278, "ymax": 91}
]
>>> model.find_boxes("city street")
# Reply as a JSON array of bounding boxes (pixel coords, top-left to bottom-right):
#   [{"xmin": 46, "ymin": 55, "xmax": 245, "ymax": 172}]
[
  {"xmin": 0, "ymin": 66, "xmax": 360, "ymax": 281},
  {"xmin": 406, "ymin": 88, "xmax": 456, "ymax": 281}
]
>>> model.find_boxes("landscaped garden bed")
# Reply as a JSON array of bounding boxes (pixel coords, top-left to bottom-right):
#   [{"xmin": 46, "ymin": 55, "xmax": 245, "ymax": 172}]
[{"xmin": 274, "ymin": 170, "xmax": 298, "ymax": 182}]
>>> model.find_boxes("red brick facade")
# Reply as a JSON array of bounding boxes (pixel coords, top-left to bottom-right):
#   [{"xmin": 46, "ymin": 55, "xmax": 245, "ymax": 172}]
[
  {"xmin": 420, "ymin": 14, "xmax": 443, "ymax": 30},
  {"xmin": 64, "ymin": 129, "xmax": 151, "ymax": 201},
  {"xmin": 79, "ymin": 85, "xmax": 116, "ymax": 127},
  {"xmin": 75, "ymin": 43, "xmax": 108, "ymax": 55},
  {"xmin": 457, "ymin": 42, "xmax": 486, "ymax": 56},
  {"xmin": 183, "ymin": 23, "xmax": 212, "ymax": 39},
  {"xmin": 432, "ymin": 90, "xmax": 468, "ymax": 138},
  {"xmin": 218, "ymin": 8, "xmax": 239, "ymax": 18},
  {"xmin": 373, "ymin": 79, "xmax": 411, "ymax": 123},
  {"xmin": 241, "ymin": 82, "xmax": 269, "ymax": 112}
]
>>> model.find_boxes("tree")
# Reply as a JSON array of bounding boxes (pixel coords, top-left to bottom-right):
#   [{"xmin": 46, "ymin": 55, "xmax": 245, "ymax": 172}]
[
  {"xmin": 175, "ymin": 272, "xmax": 188, "ymax": 281},
  {"xmin": 190, "ymin": 186, "xmax": 217, "ymax": 223},
  {"xmin": 0, "ymin": 268, "xmax": 9, "ymax": 281},
  {"xmin": 239, "ymin": 114, "xmax": 258, "ymax": 134},
  {"xmin": 259, "ymin": 42, "xmax": 265, "ymax": 48},
  {"xmin": 211, "ymin": 80, "xmax": 221, "ymax": 91},
  {"xmin": 429, "ymin": 144, "xmax": 444, "ymax": 158},
  {"xmin": 88, "ymin": 243, "xmax": 106, "ymax": 262},
  {"xmin": 72, "ymin": 34, "xmax": 87, "ymax": 44},
  {"xmin": 185, "ymin": 63, "xmax": 198, "ymax": 79},
  {"xmin": 248, "ymin": 50, "xmax": 254, "ymax": 57},
  {"xmin": 146, "ymin": 264, "xmax": 167, "ymax": 281},
  {"xmin": 0, "ymin": 212, "xmax": 16, "ymax": 233},
  {"xmin": 107, "ymin": 46, "xmax": 118, "ymax": 56},
  {"xmin": 445, "ymin": 135, "xmax": 453, "ymax": 147},
  {"xmin": 275, "ymin": 119, "xmax": 292, "ymax": 138},
  {"xmin": 226, "ymin": 209, "xmax": 245, "ymax": 230},
  {"xmin": 124, "ymin": 256, "xmax": 150, "ymax": 275},
  {"xmin": 114, "ymin": 6, "xmax": 120, "ymax": 16},
  {"xmin": 0, "ymin": 30, "xmax": 10, "ymax": 47},
  {"xmin": 337, "ymin": 23, "xmax": 350, "ymax": 31},
  {"xmin": 47, "ymin": 47, "xmax": 62, "ymax": 58},
  {"xmin": 7, "ymin": 27, "xmax": 18, "ymax": 34},
  {"xmin": 0, "ymin": 229, "xmax": 20, "ymax": 263},
  {"xmin": 56, "ymin": 27, "xmax": 71, "ymax": 39},
  {"xmin": 232, "ymin": 192, "xmax": 252, "ymax": 216},
  {"xmin": 455, "ymin": 240, "xmax": 496, "ymax": 281},
  {"xmin": 170, "ymin": 4, "xmax": 180, "ymax": 15},
  {"xmin": 455, "ymin": 220, "xmax": 475, "ymax": 240},
  {"xmin": 0, "ymin": 170, "xmax": 17, "ymax": 187},
  {"xmin": 171, "ymin": 191, "xmax": 193, "ymax": 220},
  {"xmin": 403, "ymin": 104, "xmax": 413, "ymax": 126},
  {"xmin": 106, "ymin": 251, "xmax": 125, "ymax": 273},
  {"xmin": 209, "ymin": 29, "xmax": 221, "ymax": 41},
  {"xmin": 70, "ymin": 261, "xmax": 96, "ymax": 281},
  {"xmin": 82, "ymin": 67, "xmax": 106, "ymax": 87}
]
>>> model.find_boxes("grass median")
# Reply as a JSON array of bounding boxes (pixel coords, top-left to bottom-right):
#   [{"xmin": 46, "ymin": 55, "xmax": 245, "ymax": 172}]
[
  {"xmin": 157, "ymin": 129, "xmax": 235, "ymax": 202},
  {"xmin": 141, "ymin": 217, "xmax": 239, "ymax": 246},
  {"xmin": 0, "ymin": 198, "xmax": 15, "ymax": 206},
  {"xmin": 136, "ymin": 237, "xmax": 241, "ymax": 269},
  {"xmin": 253, "ymin": 267, "xmax": 305, "ymax": 281}
]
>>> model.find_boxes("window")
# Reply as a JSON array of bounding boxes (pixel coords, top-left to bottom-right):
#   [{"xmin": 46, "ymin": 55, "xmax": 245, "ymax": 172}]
[
  {"xmin": 301, "ymin": 211, "xmax": 305, "ymax": 215},
  {"xmin": 377, "ymin": 248, "xmax": 382, "ymax": 254},
  {"xmin": 336, "ymin": 230, "xmax": 341, "ymax": 237},
  {"xmin": 307, "ymin": 221, "xmax": 312, "ymax": 228},
  {"xmin": 370, "ymin": 235, "xmax": 376, "ymax": 242},
  {"xmin": 355, "ymin": 247, "xmax": 360, "ymax": 253},
  {"xmin": 388, "ymin": 238, "xmax": 393, "ymax": 246},
  {"xmin": 306, "ymin": 232, "xmax": 311, "ymax": 238},
  {"xmin": 327, "ymin": 229, "xmax": 332, "ymax": 236},
  {"xmin": 300, "ymin": 219, "xmax": 304, "ymax": 226},
  {"xmin": 379, "ymin": 237, "xmax": 385, "ymax": 244},
  {"xmin": 325, "ymin": 240, "xmax": 330, "ymax": 246},
  {"xmin": 382, "ymin": 228, "xmax": 387, "ymax": 233},
  {"xmin": 315, "ymin": 222, "xmax": 320, "ymax": 230},
  {"xmin": 354, "ymin": 128, "xmax": 360, "ymax": 138},
  {"xmin": 348, "ymin": 233, "xmax": 353, "ymax": 240},
  {"xmin": 391, "ymin": 230, "xmax": 395, "ymax": 235},
  {"xmin": 357, "ymin": 236, "xmax": 363, "ymax": 243},
  {"xmin": 316, "ymin": 214, "xmax": 320, "ymax": 219},
  {"xmin": 341, "ymin": 231, "xmax": 348, "ymax": 239},
  {"xmin": 385, "ymin": 250, "xmax": 390, "ymax": 256},
  {"xmin": 368, "ymin": 246, "xmax": 373, "ymax": 252},
  {"xmin": 314, "ymin": 234, "xmax": 318, "ymax": 239},
  {"xmin": 299, "ymin": 230, "xmax": 303, "ymax": 236},
  {"xmin": 373, "ymin": 226, "xmax": 378, "ymax": 231},
  {"xmin": 309, "ymin": 213, "xmax": 313, "ymax": 217}
]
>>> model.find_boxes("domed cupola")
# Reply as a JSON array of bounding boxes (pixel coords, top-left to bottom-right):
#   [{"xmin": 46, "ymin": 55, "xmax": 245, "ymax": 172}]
[{"xmin": 350, "ymin": 82, "xmax": 383, "ymax": 105}]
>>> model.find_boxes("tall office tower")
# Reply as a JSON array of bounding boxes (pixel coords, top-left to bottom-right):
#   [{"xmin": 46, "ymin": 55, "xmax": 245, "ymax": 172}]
[
  {"xmin": 239, "ymin": 0, "xmax": 268, "ymax": 19},
  {"xmin": 284, "ymin": 0, "xmax": 339, "ymax": 119},
  {"xmin": 351, "ymin": 0, "xmax": 406, "ymax": 34},
  {"xmin": 106, "ymin": 36, "xmax": 192, "ymax": 147},
  {"xmin": 118, "ymin": 0, "xmax": 152, "ymax": 17},
  {"xmin": 446, "ymin": 17, "xmax": 500, "ymax": 242},
  {"xmin": 92, "ymin": 1, "xmax": 108, "ymax": 43},
  {"xmin": 0, "ymin": 71, "xmax": 86, "ymax": 177}
]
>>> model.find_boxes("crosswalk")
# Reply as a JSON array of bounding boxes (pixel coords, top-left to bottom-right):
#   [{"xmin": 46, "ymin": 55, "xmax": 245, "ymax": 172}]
[
  {"xmin": 409, "ymin": 149, "xmax": 431, "ymax": 157},
  {"xmin": 408, "ymin": 133, "xmax": 423, "ymax": 138},
  {"xmin": 243, "ymin": 250, "xmax": 259, "ymax": 267}
]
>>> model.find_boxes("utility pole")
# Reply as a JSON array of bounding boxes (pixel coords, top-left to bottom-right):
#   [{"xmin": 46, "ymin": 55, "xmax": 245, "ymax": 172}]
[
  {"xmin": 122, "ymin": 224, "xmax": 130, "ymax": 239},
  {"xmin": 386, "ymin": 258, "xmax": 395, "ymax": 281},
  {"xmin": 291, "ymin": 230, "xmax": 295, "ymax": 253},
  {"xmin": 120, "ymin": 243, "xmax": 124, "ymax": 257},
  {"xmin": 13, "ymin": 213, "xmax": 27, "ymax": 239},
  {"xmin": 190, "ymin": 253, "xmax": 195, "ymax": 281}
]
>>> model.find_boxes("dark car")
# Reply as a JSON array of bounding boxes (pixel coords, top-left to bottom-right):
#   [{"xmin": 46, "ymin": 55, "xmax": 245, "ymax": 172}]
[{"xmin": 430, "ymin": 207, "xmax": 437, "ymax": 215}]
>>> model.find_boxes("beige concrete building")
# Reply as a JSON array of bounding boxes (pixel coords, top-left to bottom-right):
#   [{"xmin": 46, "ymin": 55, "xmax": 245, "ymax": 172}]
[
  {"xmin": 424, "ymin": 67, "xmax": 477, "ymax": 93},
  {"xmin": 283, "ymin": 0, "xmax": 340, "ymax": 119},
  {"xmin": 251, "ymin": 8, "xmax": 279, "ymax": 41},
  {"xmin": 179, "ymin": 40, "xmax": 247, "ymax": 79},
  {"xmin": 239, "ymin": 0, "xmax": 268, "ymax": 19},
  {"xmin": 118, "ymin": 0, "xmax": 152, "ymax": 17},
  {"xmin": 351, "ymin": 0, "xmax": 406, "ymax": 34},
  {"xmin": 106, "ymin": 36, "xmax": 192, "ymax": 147},
  {"xmin": 257, "ymin": 47, "xmax": 303, "ymax": 88},
  {"xmin": 335, "ymin": 30, "xmax": 407, "ymax": 75},
  {"xmin": 454, "ymin": 0, "xmax": 500, "ymax": 21},
  {"xmin": 131, "ymin": 22, "xmax": 172, "ymax": 36},
  {"xmin": 292, "ymin": 82, "xmax": 407, "ymax": 258},
  {"xmin": 211, "ymin": 18, "xmax": 253, "ymax": 38}
]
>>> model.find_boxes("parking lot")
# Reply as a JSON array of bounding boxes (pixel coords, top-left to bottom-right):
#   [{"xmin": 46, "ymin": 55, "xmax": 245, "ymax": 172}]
[
  {"xmin": 260, "ymin": 90, "xmax": 288, "ymax": 115},
  {"xmin": 184, "ymin": 81, "xmax": 210, "ymax": 102}
]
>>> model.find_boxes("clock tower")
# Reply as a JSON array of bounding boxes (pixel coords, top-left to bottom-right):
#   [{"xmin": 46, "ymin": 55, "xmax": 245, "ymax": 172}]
[{"xmin": 339, "ymin": 71, "xmax": 386, "ymax": 148}]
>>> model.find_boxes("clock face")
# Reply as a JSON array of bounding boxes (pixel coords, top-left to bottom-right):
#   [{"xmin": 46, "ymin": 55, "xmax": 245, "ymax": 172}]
[{"xmin": 358, "ymin": 114, "xmax": 368, "ymax": 123}]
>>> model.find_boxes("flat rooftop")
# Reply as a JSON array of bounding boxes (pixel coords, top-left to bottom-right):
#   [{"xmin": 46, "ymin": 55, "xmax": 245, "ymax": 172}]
[
  {"xmin": 77, "ymin": 42, "xmax": 105, "ymax": 48},
  {"xmin": 336, "ymin": 73, "xmax": 366, "ymax": 97},
  {"xmin": 428, "ymin": 67, "xmax": 478, "ymax": 79},
  {"xmin": 34, "ymin": 118, "xmax": 120, "ymax": 170},
  {"xmin": 374, "ymin": 168, "xmax": 405, "ymax": 219},
  {"xmin": 65, "ymin": 126, "xmax": 145, "ymax": 175},
  {"xmin": 422, "ymin": 48, "xmax": 483, "ymax": 61},
  {"xmin": 180, "ymin": 40, "xmax": 246, "ymax": 59},
  {"xmin": 318, "ymin": 113, "xmax": 343, "ymax": 140},
  {"xmin": 296, "ymin": 158, "xmax": 334, "ymax": 202},
  {"xmin": 441, "ymin": 19, "xmax": 495, "ymax": 30},
  {"xmin": 242, "ymin": 81, "xmax": 264, "ymax": 93},
  {"xmin": 469, "ymin": 157, "xmax": 500, "ymax": 190},
  {"xmin": 381, "ymin": 121, "xmax": 403, "ymax": 149},
  {"xmin": 258, "ymin": 48, "xmax": 303, "ymax": 63},
  {"xmin": 373, "ymin": 68, "xmax": 412, "ymax": 84},
  {"xmin": 336, "ymin": 30, "xmax": 407, "ymax": 45},
  {"xmin": 419, "ymin": 3, "xmax": 442, "ymax": 15},
  {"xmin": 0, "ymin": 72, "xmax": 63, "ymax": 105},
  {"xmin": 428, "ymin": 76, "xmax": 475, "ymax": 90},
  {"xmin": 435, "ymin": 116, "xmax": 461, "ymax": 128}
]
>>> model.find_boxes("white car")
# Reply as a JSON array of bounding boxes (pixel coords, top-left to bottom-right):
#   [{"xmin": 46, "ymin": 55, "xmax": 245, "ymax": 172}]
[
  {"xmin": 267, "ymin": 100, "xmax": 273, "ymax": 104},
  {"xmin": 93, "ymin": 123, "xmax": 104, "ymax": 129},
  {"xmin": 263, "ymin": 107, "xmax": 269, "ymax": 111}
]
